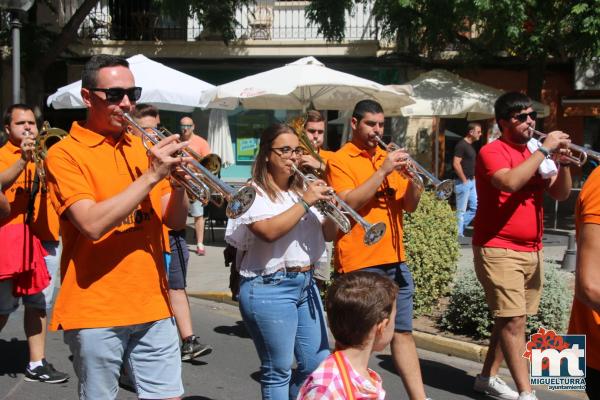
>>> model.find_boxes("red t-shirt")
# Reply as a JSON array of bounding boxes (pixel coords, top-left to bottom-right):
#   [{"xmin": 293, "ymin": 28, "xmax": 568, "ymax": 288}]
[{"xmin": 472, "ymin": 138, "xmax": 546, "ymax": 251}]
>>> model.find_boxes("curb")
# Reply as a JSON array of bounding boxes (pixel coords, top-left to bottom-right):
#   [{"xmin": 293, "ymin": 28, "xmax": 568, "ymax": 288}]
[
  {"xmin": 188, "ymin": 291, "xmax": 238, "ymax": 307},
  {"xmin": 189, "ymin": 291, "xmax": 488, "ymax": 363}
]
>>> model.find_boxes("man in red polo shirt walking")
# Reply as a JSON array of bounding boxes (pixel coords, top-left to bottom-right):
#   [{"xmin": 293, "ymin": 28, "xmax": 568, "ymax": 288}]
[{"xmin": 472, "ymin": 92, "xmax": 572, "ymax": 400}]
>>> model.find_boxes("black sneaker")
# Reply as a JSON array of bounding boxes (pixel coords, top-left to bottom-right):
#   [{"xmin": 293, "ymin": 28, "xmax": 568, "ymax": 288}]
[
  {"xmin": 24, "ymin": 359, "xmax": 69, "ymax": 383},
  {"xmin": 181, "ymin": 335, "xmax": 212, "ymax": 361}
]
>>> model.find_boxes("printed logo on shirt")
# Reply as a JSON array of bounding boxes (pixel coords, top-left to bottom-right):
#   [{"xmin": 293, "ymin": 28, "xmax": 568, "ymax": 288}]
[
  {"xmin": 523, "ymin": 327, "xmax": 586, "ymax": 391},
  {"xmin": 116, "ymin": 199, "xmax": 154, "ymax": 234}
]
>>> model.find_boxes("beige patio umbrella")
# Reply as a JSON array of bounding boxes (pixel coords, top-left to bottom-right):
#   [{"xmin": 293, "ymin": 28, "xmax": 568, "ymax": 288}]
[{"xmin": 396, "ymin": 69, "xmax": 550, "ymax": 120}]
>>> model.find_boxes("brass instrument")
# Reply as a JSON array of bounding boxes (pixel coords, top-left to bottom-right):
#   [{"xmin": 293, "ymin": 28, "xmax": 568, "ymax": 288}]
[
  {"xmin": 34, "ymin": 122, "xmax": 68, "ymax": 190},
  {"xmin": 374, "ymin": 135, "xmax": 454, "ymax": 200},
  {"xmin": 289, "ymin": 116, "xmax": 386, "ymax": 245},
  {"xmin": 291, "ymin": 164, "xmax": 386, "ymax": 245},
  {"xmin": 529, "ymin": 127, "xmax": 600, "ymax": 167},
  {"xmin": 123, "ymin": 113, "xmax": 256, "ymax": 218},
  {"xmin": 289, "ymin": 116, "xmax": 325, "ymax": 178}
]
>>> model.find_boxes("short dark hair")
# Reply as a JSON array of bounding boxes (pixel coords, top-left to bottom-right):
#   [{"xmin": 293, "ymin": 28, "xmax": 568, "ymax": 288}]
[
  {"xmin": 81, "ymin": 55, "xmax": 129, "ymax": 89},
  {"xmin": 3, "ymin": 103, "xmax": 34, "ymax": 126},
  {"xmin": 326, "ymin": 271, "xmax": 398, "ymax": 348},
  {"xmin": 494, "ymin": 92, "xmax": 532, "ymax": 122},
  {"xmin": 304, "ymin": 110, "xmax": 324, "ymax": 125},
  {"xmin": 131, "ymin": 103, "xmax": 159, "ymax": 120},
  {"xmin": 352, "ymin": 100, "xmax": 384, "ymax": 123},
  {"xmin": 467, "ymin": 122, "xmax": 481, "ymax": 133}
]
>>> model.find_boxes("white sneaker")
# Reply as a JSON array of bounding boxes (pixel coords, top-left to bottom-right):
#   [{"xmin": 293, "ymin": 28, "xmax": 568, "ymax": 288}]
[
  {"xmin": 473, "ymin": 374, "xmax": 519, "ymax": 400},
  {"xmin": 517, "ymin": 391, "xmax": 538, "ymax": 400}
]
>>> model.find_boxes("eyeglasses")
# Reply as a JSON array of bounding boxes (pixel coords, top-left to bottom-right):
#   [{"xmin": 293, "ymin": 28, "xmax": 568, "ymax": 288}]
[
  {"xmin": 513, "ymin": 111, "xmax": 537, "ymax": 123},
  {"xmin": 180, "ymin": 124, "xmax": 193, "ymax": 129},
  {"xmin": 270, "ymin": 146, "xmax": 304, "ymax": 158},
  {"xmin": 306, "ymin": 128, "xmax": 324, "ymax": 135},
  {"xmin": 89, "ymin": 87, "xmax": 142, "ymax": 103}
]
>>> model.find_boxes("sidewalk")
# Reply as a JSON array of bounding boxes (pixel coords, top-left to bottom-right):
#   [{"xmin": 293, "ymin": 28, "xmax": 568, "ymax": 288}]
[{"xmin": 184, "ymin": 219, "xmax": 574, "ymax": 364}]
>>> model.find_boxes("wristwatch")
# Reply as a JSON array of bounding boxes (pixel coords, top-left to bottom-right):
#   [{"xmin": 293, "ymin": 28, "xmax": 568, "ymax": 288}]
[{"xmin": 537, "ymin": 146, "xmax": 550, "ymax": 158}]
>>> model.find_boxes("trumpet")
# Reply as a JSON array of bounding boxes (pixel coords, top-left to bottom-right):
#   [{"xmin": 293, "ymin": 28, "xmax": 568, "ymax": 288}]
[
  {"xmin": 123, "ymin": 113, "xmax": 256, "ymax": 218},
  {"xmin": 33, "ymin": 122, "xmax": 68, "ymax": 191},
  {"xmin": 374, "ymin": 136, "xmax": 454, "ymax": 200},
  {"xmin": 529, "ymin": 128, "xmax": 600, "ymax": 167},
  {"xmin": 291, "ymin": 164, "xmax": 386, "ymax": 246}
]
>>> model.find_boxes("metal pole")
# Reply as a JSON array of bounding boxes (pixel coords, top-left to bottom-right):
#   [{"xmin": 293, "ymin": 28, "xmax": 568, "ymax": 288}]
[{"xmin": 10, "ymin": 13, "xmax": 22, "ymax": 103}]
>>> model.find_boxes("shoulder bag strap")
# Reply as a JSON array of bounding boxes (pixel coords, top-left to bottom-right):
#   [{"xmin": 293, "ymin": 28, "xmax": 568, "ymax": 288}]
[{"xmin": 333, "ymin": 351, "xmax": 356, "ymax": 400}]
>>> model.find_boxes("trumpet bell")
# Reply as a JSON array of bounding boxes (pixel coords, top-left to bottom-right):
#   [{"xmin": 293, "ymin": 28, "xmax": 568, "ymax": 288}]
[
  {"xmin": 364, "ymin": 222, "xmax": 386, "ymax": 245},
  {"xmin": 226, "ymin": 185, "xmax": 256, "ymax": 218}
]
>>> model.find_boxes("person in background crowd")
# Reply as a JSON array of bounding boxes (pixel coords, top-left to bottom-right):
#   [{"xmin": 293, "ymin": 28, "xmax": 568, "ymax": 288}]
[
  {"xmin": 472, "ymin": 92, "xmax": 572, "ymax": 400},
  {"xmin": 568, "ymin": 164, "xmax": 600, "ymax": 400},
  {"xmin": 45, "ymin": 54, "xmax": 189, "ymax": 399},
  {"xmin": 180, "ymin": 116, "xmax": 210, "ymax": 256},
  {"xmin": 226, "ymin": 123, "xmax": 336, "ymax": 399},
  {"xmin": 131, "ymin": 105, "xmax": 212, "ymax": 362},
  {"xmin": 327, "ymin": 100, "xmax": 431, "ymax": 400},
  {"xmin": 0, "ymin": 103, "xmax": 68, "ymax": 384},
  {"xmin": 297, "ymin": 271, "xmax": 398, "ymax": 400},
  {"xmin": 452, "ymin": 122, "xmax": 482, "ymax": 238}
]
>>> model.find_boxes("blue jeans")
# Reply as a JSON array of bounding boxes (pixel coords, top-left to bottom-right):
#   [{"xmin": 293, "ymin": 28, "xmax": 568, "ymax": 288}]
[
  {"xmin": 239, "ymin": 270, "xmax": 329, "ymax": 400},
  {"xmin": 64, "ymin": 317, "xmax": 182, "ymax": 400},
  {"xmin": 455, "ymin": 179, "xmax": 477, "ymax": 236}
]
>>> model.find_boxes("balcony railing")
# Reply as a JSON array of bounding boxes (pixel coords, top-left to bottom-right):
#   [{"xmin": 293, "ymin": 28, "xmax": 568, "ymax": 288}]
[{"xmin": 72, "ymin": 0, "xmax": 378, "ymax": 42}]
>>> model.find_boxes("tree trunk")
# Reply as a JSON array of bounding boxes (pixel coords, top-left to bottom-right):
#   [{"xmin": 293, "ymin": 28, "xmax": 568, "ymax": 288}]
[
  {"xmin": 24, "ymin": 0, "xmax": 99, "ymax": 111},
  {"xmin": 526, "ymin": 58, "xmax": 547, "ymax": 130}
]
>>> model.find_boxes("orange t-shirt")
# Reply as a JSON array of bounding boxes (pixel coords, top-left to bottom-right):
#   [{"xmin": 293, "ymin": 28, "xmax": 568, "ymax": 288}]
[
  {"xmin": 0, "ymin": 141, "xmax": 60, "ymax": 241},
  {"xmin": 568, "ymin": 166, "xmax": 600, "ymax": 370},
  {"xmin": 188, "ymin": 134, "xmax": 211, "ymax": 158},
  {"xmin": 45, "ymin": 121, "xmax": 171, "ymax": 330},
  {"xmin": 327, "ymin": 142, "xmax": 409, "ymax": 273},
  {"xmin": 319, "ymin": 149, "xmax": 335, "ymax": 163}
]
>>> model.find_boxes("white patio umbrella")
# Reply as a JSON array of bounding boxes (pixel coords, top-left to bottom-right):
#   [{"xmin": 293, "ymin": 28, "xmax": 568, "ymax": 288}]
[
  {"xmin": 202, "ymin": 56, "xmax": 414, "ymax": 114},
  {"xmin": 207, "ymin": 109, "xmax": 235, "ymax": 168},
  {"xmin": 397, "ymin": 69, "xmax": 550, "ymax": 120},
  {"xmin": 47, "ymin": 54, "xmax": 215, "ymax": 112}
]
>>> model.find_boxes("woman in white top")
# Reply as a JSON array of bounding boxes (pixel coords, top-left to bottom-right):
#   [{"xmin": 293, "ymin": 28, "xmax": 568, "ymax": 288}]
[{"xmin": 226, "ymin": 123, "xmax": 337, "ymax": 400}]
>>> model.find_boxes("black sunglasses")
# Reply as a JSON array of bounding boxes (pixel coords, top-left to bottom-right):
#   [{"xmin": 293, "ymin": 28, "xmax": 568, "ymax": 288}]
[
  {"xmin": 89, "ymin": 87, "xmax": 142, "ymax": 103},
  {"xmin": 513, "ymin": 111, "xmax": 537, "ymax": 123},
  {"xmin": 306, "ymin": 128, "xmax": 324, "ymax": 135}
]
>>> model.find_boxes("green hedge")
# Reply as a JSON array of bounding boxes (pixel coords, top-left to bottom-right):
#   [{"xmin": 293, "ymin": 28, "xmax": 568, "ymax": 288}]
[
  {"xmin": 403, "ymin": 191, "xmax": 460, "ymax": 315},
  {"xmin": 440, "ymin": 263, "xmax": 573, "ymax": 340}
]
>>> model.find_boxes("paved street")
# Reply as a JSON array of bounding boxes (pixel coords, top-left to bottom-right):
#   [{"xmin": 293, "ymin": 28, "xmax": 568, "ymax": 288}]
[{"xmin": 0, "ymin": 297, "xmax": 586, "ymax": 400}]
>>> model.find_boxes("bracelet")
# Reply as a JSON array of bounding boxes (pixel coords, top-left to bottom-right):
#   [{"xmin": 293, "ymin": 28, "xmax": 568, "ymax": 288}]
[
  {"xmin": 298, "ymin": 199, "xmax": 310, "ymax": 214},
  {"xmin": 537, "ymin": 146, "xmax": 550, "ymax": 158},
  {"xmin": 559, "ymin": 162, "xmax": 571, "ymax": 167}
]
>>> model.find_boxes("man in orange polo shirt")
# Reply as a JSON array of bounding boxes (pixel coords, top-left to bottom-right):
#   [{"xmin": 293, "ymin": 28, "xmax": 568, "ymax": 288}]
[
  {"xmin": 569, "ymin": 166, "xmax": 600, "ymax": 400},
  {"xmin": 327, "ymin": 100, "xmax": 430, "ymax": 400},
  {"xmin": 0, "ymin": 188, "xmax": 8, "ymax": 218},
  {"xmin": 45, "ymin": 55, "xmax": 189, "ymax": 399},
  {"xmin": 180, "ymin": 116, "xmax": 210, "ymax": 255},
  {"xmin": 0, "ymin": 103, "xmax": 68, "ymax": 384}
]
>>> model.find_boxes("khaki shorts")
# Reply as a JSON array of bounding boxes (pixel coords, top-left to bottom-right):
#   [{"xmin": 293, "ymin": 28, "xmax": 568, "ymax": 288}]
[{"xmin": 473, "ymin": 246, "xmax": 543, "ymax": 318}]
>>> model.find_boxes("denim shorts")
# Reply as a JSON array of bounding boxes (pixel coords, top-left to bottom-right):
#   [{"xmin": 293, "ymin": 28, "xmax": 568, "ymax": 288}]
[
  {"xmin": 168, "ymin": 230, "xmax": 189, "ymax": 290},
  {"xmin": 359, "ymin": 262, "xmax": 415, "ymax": 332},
  {"xmin": 64, "ymin": 317, "xmax": 182, "ymax": 399},
  {"xmin": 189, "ymin": 199, "xmax": 204, "ymax": 217},
  {"xmin": 0, "ymin": 240, "xmax": 61, "ymax": 314}
]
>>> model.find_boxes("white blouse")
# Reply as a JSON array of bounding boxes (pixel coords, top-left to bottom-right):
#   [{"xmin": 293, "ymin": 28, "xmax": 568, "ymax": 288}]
[{"xmin": 225, "ymin": 185, "xmax": 328, "ymax": 277}]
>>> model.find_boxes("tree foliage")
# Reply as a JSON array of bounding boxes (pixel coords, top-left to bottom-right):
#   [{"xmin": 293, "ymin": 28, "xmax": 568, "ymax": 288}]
[{"xmin": 306, "ymin": 0, "xmax": 600, "ymax": 99}]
